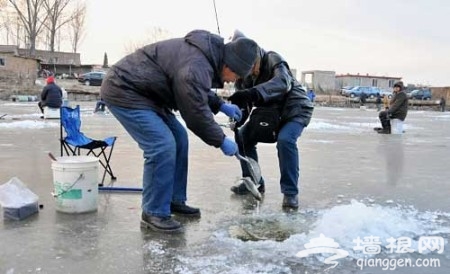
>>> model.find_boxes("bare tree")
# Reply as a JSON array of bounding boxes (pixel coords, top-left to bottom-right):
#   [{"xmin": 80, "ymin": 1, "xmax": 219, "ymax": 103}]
[
  {"xmin": 7, "ymin": 0, "xmax": 49, "ymax": 56},
  {"xmin": 68, "ymin": 0, "xmax": 85, "ymax": 54},
  {"xmin": 0, "ymin": 9, "xmax": 10, "ymax": 43},
  {"xmin": 42, "ymin": 0, "xmax": 73, "ymax": 52},
  {"xmin": 0, "ymin": 0, "xmax": 7, "ymax": 10},
  {"xmin": 124, "ymin": 27, "xmax": 171, "ymax": 54},
  {"xmin": 0, "ymin": 2, "xmax": 23, "ymax": 46}
]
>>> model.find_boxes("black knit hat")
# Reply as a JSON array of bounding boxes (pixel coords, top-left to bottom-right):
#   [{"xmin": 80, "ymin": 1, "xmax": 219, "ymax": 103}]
[
  {"xmin": 394, "ymin": 81, "xmax": 404, "ymax": 90},
  {"xmin": 231, "ymin": 29, "xmax": 246, "ymax": 41},
  {"xmin": 223, "ymin": 37, "xmax": 258, "ymax": 79}
]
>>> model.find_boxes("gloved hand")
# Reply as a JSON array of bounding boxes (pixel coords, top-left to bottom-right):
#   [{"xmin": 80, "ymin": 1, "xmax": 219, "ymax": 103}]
[
  {"xmin": 220, "ymin": 137, "xmax": 238, "ymax": 156},
  {"xmin": 229, "ymin": 89, "xmax": 259, "ymax": 107},
  {"xmin": 235, "ymin": 107, "xmax": 250, "ymax": 128},
  {"xmin": 220, "ymin": 103, "xmax": 242, "ymax": 122}
]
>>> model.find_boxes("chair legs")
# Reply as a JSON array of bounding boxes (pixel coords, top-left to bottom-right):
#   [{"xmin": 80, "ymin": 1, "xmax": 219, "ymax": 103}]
[
  {"xmin": 87, "ymin": 145, "xmax": 117, "ymax": 186},
  {"xmin": 60, "ymin": 141, "xmax": 117, "ymax": 186}
]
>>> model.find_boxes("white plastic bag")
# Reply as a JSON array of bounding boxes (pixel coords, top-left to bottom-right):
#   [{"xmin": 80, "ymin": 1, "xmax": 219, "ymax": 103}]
[{"xmin": 0, "ymin": 177, "xmax": 39, "ymax": 220}]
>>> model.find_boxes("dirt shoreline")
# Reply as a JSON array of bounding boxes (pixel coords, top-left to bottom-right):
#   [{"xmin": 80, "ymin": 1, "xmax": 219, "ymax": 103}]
[{"xmin": 1, "ymin": 79, "xmax": 443, "ymax": 110}]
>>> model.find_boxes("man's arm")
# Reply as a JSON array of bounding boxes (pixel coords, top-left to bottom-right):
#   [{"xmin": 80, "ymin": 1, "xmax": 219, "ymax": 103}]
[
  {"xmin": 252, "ymin": 63, "xmax": 293, "ymax": 104},
  {"xmin": 172, "ymin": 66, "xmax": 226, "ymax": 148}
]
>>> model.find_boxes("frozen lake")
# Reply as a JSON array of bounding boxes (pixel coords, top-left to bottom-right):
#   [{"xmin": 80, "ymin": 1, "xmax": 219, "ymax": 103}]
[{"xmin": 0, "ymin": 101, "xmax": 449, "ymax": 273}]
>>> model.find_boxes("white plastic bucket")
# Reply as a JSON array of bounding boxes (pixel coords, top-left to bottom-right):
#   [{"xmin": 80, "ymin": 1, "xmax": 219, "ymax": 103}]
[
  {"xmin": 51, "ymin": 156, "xmax": 99, "ymax": 213},
  {"xmin": 391, "ymin": 119, "xmax": 404, "ymax": 135}
]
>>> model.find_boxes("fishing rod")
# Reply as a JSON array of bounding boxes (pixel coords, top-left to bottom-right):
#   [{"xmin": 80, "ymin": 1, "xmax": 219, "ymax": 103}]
[{"xmin": 212, "ymin": 0, "xmax": 221, "ymax": 35}]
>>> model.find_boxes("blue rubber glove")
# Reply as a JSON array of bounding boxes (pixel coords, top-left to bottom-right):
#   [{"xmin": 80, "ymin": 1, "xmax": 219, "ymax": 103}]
[
  {"xmin": 219, "ymin": 103, "xmax": 242, "ymax": 122},
  {"xmin": 220, "ymin": 137, "xmax": 238, "ymax": 156}
]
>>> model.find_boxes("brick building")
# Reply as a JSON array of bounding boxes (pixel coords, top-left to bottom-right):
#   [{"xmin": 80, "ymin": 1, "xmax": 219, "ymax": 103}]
[{"xmin": 0, "ymin": 45, "xmax": 39, "ymax": 88}]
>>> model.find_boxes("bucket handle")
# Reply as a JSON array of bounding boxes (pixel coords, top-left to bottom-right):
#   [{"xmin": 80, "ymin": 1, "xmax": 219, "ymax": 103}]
[{"xmin": 52, "ymin": 173, "xmax": 84, "ymax": 198}]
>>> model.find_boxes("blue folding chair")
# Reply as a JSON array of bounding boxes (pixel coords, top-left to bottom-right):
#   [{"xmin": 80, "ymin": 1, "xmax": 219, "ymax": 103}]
[{"xmin": 60, "ymin": 105, "xmax": 117, "ymax": 186}]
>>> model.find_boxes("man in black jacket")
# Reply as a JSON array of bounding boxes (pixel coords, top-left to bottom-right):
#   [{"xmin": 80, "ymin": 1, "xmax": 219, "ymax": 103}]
[
  {"xmin": 38, "ymin": 76, "xmax": 63, "ymax": 115},
  {"xmin": 376, "ymin": 81, "xmax": 408, "ymax": 134},
  {"xmin": 100, "ymin": 30, "xmax": 258, "ymax": 232},
  {"xmin": 228, "ymin": 30, "xmax": 314, "ymax": 210}
]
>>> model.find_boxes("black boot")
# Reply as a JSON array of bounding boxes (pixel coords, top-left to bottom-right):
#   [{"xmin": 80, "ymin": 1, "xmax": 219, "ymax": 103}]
[
  {"xmin": 282, "ymin": 195, "xmax": 299, "ymax": 209},
  {"xmin": 141, "ymin": 212, "xmax": 183, "ymax": 232},
  {"xmin": 170, "ymin": 202, "xmax": 201, "ymax": 218},
  {"xmin": 377, "ymin": 126, "xmax": 391, "ymax": 134}
]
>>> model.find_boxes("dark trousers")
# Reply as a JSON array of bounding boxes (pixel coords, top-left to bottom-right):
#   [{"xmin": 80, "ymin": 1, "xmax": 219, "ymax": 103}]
[
  {"xmin": 38, "ymin": 102, "xmax": 61, "ymax": 114},
  {"xmin": 94, "ymin": 100, "xmax": 106, "ymax": 112},
  {"xmin": 379, "ymin": 110, "xmax": 391, "ymax": 130},
  {"xmin": 38, "ymin": 101, "xmax": 45, "ymax": 114},
  {"xmin": 236, "ymin": 121, "xmax": 304, "ymax": 195}
]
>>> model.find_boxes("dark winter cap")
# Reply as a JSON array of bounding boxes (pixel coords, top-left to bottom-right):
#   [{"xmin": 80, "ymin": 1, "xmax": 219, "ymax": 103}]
[
  {"xmin": 231, "ymin": 29, "xmax": 246, "ymax": 41},
  {"xmin": 223, "ymin": 37, "xmax": 258, "ymax": 79},
  {"xmin": 393, "ymin": 81, "xmax": 404, "ymax": 90}
]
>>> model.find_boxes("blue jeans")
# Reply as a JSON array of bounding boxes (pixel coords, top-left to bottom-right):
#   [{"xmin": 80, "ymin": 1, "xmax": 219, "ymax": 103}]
[
  {"xmin": 237, "ymin": 121, "xmax": 304, "ymax": 195},
  {"xmin": 107, "ymin": 105, "xmax": 188, "ymax": 217}
]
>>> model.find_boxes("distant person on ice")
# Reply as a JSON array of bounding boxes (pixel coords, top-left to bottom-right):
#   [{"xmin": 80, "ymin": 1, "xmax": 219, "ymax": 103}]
[
  {"xmin": 375, "ymin": 92, "xmax": 382, "ymax": 111},
  {"xmin": 307, "ymin": 89, "xmax": 316, "ymax": 103},
  {"xmin": 100, "ymin": 30, "xmax": 258, "ymax": 232},
  {"xmin": 439, "ymin": 96, "xmax": 446, "ymax": 112},
  {"xmin": 375, "ymin": 81, "xmax": 408, "ymax": 134},
  {"xmin": 38, "ymin": 76, "xmax": 63, "ymax": 116}
]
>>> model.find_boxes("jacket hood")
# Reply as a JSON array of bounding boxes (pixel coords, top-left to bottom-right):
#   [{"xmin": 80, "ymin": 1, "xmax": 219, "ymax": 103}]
[{"xmin": 184, "ymin": 30, "xmax": 224, "ymax": 84}]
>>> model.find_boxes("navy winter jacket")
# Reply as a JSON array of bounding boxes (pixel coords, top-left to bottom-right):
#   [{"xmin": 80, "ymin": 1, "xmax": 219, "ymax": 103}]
[
  {"xmin": 40, "ymin": 83, "xmax": 62, "ymax": 108},
  {"xmin": 100, "ymin": 30, "xmax": 228, "ymax": 147}
]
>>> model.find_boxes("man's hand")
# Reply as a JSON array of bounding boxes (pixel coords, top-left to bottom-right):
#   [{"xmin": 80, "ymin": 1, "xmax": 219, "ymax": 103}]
[
  {"xmin": 219, "ymin": 103, "xmax": 242, "ymax": 122},
  {"xmin": 220, "ymin": 137, "xmax": 238, "ymax": 156}
]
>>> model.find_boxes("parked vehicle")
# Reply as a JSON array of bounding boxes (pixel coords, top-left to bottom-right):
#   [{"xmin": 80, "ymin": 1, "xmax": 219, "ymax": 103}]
[
  {"xmin": 343, "ymin": 86, "xmax": 382, "ymax": 98},
  {"xmin": 408, "ymin": 89, "xmax": 432, "ymax": 100},
  {"xmin": 380, "ymin": 89, "xmax": 393, "ymax": 99},
  {"xmin": 340, "ymin": 86, "xmax": 354, "ymax": 95},
  {"xmin": 78, "ymin": 71, "xmax": 106, "ymax": 86}
]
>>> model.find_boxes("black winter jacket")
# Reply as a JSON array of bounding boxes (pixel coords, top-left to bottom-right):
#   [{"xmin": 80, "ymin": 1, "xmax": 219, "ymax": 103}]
[
  {"xmin": 388, "ymin": 91, "xmax": 408, "ymax": 121},
  {"xmin": 236, "ymin": 50, "xmax": 313, "ymax": 127},
  {"xmin": 100, "ymin": 30, "xmax": 228, "ymax": 147},
  {"xmin": 40, "ymin": 83, "xmax": 62, "ymax": 108}
]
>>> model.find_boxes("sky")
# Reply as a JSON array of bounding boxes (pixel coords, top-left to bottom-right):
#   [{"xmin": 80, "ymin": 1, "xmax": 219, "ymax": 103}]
[{"xmin": 78, "ymin": 0, "xmax": 450, "ymax": 86}]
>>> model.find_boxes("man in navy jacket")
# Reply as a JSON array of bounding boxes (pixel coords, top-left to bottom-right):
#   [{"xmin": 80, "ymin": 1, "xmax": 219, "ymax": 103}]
[
  {"xmin": 101, "ymin": 30, "xmax": 258, "ymax": 232},
  {"xmin": 38, "ymin": 76, "xmax": 63, "ymax": 114}
]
